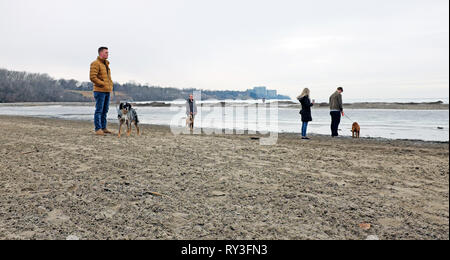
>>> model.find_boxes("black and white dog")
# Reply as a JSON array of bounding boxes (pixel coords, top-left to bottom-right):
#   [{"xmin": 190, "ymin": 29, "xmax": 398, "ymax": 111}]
[{"xmin": 118, "ymin": 102, "xmax": 140, "ymax": 137}]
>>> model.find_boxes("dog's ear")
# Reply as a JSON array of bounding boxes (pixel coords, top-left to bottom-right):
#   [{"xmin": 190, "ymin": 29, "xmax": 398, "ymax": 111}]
[{"xmin": 119, "ymin": 103, "xmax": 124, "ymax": 110}]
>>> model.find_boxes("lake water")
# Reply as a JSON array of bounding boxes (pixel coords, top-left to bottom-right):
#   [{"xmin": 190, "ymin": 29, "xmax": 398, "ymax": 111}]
[{"xmin": 0, "ymin": 103, "xmax": 448, "ymax": 142}]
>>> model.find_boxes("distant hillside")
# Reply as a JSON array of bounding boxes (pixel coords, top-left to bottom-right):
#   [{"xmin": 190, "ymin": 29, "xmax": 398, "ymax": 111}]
[
  {"xmin": 0, "ymin": 69, "xmax": 88, "ymax": 102},
  {"xmin": 0, "ymin": 68, "xmax": 290, "ymax": 103}
]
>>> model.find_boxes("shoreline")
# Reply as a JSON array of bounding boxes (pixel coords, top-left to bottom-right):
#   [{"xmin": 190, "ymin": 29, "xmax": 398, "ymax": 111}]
[
  {"xmin": 1, "ymin": 115, "xmax": 448, "ymax": 144},
  {"xmin": 0, "ymin": 101, "xmax": 448, "ymax": 110}
]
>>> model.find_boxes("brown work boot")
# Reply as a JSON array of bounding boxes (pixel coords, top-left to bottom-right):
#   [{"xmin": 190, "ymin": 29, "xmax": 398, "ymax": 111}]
[
  {"xmin": 95, "ymin": 129, "xmax": 105, "ymax": 136},
  {"xmin": 102, "ymin": 129, "xmax": 114, "ymax": 134}
]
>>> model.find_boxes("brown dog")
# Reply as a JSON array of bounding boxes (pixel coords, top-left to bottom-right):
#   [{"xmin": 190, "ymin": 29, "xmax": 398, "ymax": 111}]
[
  {"xmin": 351, "ymin": 122, "xmax": 361, "ymax": 138},
  {"xmin": 186, "ymin": 114, "xmax": 194, "ymax": 130}
]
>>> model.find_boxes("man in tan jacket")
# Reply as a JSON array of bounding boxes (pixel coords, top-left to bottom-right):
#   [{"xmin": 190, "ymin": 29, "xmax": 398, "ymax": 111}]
[{"xmin": 90, "ymin": 47, "xmax": 114, "ymax": 135}]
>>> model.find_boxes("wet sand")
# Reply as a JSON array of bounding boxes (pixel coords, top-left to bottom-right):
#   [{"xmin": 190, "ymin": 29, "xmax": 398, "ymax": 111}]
[{"xmin": 0, "ymin": 116, "xmax": 448, "ymax": 240}]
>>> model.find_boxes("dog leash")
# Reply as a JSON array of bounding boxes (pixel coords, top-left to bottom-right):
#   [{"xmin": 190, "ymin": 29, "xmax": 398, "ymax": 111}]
[{"xmin": 344, "ymin": 113, "xmax": 354, "ymax": 122}]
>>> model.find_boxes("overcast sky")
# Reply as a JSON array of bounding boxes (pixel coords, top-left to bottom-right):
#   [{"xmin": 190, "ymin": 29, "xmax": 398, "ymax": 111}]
[{"xmin": 0, "ymin": 0, "xmax": 448, "ymax": 100}]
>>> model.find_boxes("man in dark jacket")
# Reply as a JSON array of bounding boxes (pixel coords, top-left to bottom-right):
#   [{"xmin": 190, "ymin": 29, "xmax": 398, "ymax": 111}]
[{"xmin": 329, "ymin": 87, "xmax": 344, "ymax": 137}]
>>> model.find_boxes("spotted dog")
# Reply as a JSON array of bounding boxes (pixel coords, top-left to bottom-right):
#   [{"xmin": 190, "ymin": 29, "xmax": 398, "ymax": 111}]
[{"xmin": 118, "ymin": 102, "xmax": 140, "ymax": 138}]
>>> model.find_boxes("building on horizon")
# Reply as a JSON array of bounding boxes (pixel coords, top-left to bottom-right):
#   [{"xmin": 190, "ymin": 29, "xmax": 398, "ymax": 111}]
[
  {"xmin": 253, "ymin": 86, "xmax": 267, "ymax": 98},
  {"xmin": 267, "ymin": 89, "xmax": 277, "ymax": 99},
  {"xmin": 247, "ymin": 86, "xmax": 281, "ymax": 99}
]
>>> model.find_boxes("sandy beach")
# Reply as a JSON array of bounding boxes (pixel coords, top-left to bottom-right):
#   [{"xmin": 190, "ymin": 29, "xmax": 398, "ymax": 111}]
[{"xmin": 0, "ymin": 115, "xmax": 448, "ymax": 240}]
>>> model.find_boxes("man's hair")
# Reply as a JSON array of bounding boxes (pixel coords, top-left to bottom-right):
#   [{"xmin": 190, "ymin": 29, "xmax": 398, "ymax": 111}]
[
  {"xmin": 98, "ymin": 47, "xmax": 108, "ymax": 54},
  {"xmin": 337, "ymin": 87, "xmax": 344, "ymax": 92}
]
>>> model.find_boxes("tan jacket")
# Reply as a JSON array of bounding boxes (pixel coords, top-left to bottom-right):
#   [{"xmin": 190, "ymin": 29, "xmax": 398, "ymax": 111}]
[{"xmin": 90, "ymin": 57, "xmax": 113, "ymax": 93}]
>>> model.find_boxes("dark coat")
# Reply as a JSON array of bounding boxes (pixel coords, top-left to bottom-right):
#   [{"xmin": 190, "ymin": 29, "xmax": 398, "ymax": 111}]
[
  {"xmin": 186, "ymin": 99, "xmax": 198, "ymax": 115},
  {"xmin": 299, "ymin": 95, "xmax": 314, "ymax": 122}
]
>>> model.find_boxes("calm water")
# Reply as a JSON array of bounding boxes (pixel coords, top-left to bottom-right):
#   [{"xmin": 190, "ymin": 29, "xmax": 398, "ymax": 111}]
[{"xmin": 0, "ymin": 104, "xmax": 448, "ymax": 142}]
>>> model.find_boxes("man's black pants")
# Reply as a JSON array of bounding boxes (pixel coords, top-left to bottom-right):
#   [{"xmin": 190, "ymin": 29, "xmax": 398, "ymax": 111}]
[{"xmin": 330, "ymin": 111, "xmax": 341, "ymax": 137}]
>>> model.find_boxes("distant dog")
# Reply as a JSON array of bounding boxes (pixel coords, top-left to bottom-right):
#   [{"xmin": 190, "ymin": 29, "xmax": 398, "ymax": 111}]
[
  {"xmin": 186, "ymin": 114, "xmax": 194, "ymax": 130},
  {"xmin": 351, "ymin": 122, "xmax": 361, "ymax": 138},
  {"xmin": 118, "ymin": 102, "xmax": 140, "ymax": 138}
]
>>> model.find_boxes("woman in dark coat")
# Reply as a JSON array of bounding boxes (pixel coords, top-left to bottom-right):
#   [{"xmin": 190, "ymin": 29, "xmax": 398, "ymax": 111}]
[{"xmin": 297, "ymin": 88, "xmax": 314, "ymax": 139}]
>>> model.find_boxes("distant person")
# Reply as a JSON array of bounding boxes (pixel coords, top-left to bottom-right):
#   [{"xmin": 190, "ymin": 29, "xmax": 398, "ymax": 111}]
[
  {"xmin": 329, "ymin": 87, "xmax": 344, "ymax": 137},
  {"xmin": 90, "ymin": 47, "xmax": 114, "ymax": 136},
  {"xmin": 297, "ymin": 88, "xmax": 315, "ymax": 139},
  {"xmin": 186, "ymin": 94, "xmax": 198, "ymax": 131}
]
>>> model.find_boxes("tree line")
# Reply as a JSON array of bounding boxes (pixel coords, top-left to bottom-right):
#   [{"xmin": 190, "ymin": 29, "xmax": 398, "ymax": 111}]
[{"xmin": 0, "ymin": 68, "xmax": 289, "ymax": 103}]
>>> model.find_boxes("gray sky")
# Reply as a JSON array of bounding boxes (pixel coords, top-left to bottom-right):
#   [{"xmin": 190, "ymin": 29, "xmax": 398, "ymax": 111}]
[{"xmin": 0, "ymin": 0, "xmax": 448, "ymax": 100}]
